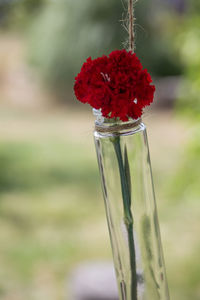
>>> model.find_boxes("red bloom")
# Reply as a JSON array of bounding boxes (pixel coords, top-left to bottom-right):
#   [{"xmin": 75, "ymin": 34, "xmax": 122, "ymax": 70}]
[{"xmin": 74, "ymin": 50, "xmax": 155, "ymax": 121}]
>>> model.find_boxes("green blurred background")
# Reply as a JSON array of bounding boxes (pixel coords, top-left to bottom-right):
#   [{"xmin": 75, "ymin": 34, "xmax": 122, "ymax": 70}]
[{"xmin": 0, "ymin": 0, "xmax": 199, "ymax": 299}]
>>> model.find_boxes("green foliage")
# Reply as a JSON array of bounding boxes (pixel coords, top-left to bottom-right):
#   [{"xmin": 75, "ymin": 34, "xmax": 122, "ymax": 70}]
[
  {"xmin": 176, "ymin": 1, "xmax": 200, "ymax": 119},
  {"xmin": 0, "ymin": 0, "xmax": 46, "ymax": 29},
  {"xmin": 27, "ymin": 0, "xmax": 125, "ymax": 98},
  {"xmin": 134, "ymin": 0, "xmax": 183, "ymax": 77},
  {"xmin": 168, "ymin": 126, "xmax": 200, "ymax": 201},
  {"xmin": 188, "ymin": 0, "xmax": 200, "ymax": 13},
  {"xmin": 167, "ymin": 6, "xmax": 200, "ymax": 298},
  {"xmin": 27, "ymin": 0, "xmax": 183, "ymax": 101}
]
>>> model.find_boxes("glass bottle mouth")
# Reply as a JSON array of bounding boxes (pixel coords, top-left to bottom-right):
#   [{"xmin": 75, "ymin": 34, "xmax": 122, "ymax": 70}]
[
  {"xmin": 93, "ymin": 109, "xmax": 142, "ymax": 135},
  {"xmin": 93, "ymin": 108, "xmax": 141, "ymax": 128}
]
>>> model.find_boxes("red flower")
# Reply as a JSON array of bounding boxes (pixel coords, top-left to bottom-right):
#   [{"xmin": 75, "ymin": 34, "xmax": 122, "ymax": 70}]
[{"xmin": 74, "ymin": 50, "xmax": 155, "ymax": 121}]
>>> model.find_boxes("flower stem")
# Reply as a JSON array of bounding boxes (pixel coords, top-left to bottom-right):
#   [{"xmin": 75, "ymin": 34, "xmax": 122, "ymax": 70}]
[{"xmin": 112, "ymin": 136, "xmax": 138, "ymax": 300}]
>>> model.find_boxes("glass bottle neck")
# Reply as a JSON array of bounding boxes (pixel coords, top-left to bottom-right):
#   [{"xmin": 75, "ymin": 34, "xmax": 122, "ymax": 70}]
[{"xmin": 93, "ymin": 109, "xmax": 142, "ymax": 135}]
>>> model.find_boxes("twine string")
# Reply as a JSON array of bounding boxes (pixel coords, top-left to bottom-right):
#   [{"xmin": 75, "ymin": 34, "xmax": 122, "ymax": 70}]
[
  {"xmin": 95, "ymin": 119, "xmax": 141, "ymax": 133},
  {"xmin": 128, "ymin": 0, "xmax": 135, "ymax": 52}
]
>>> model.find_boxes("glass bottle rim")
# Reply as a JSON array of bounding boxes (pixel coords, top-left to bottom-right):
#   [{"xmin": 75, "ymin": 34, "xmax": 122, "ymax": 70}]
[{"xmin": 93, "ymin": 109, "xmax": 141, "ymax": 127}]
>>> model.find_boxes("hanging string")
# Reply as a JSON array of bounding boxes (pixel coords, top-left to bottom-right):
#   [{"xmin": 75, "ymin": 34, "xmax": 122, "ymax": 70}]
[{"xmin": 128, "ymin": 0, "xmax": 135, "ymax": 52}]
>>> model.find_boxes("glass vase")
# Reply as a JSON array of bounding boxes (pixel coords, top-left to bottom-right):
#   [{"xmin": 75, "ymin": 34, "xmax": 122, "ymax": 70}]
[{"xmin": 93, "ymin": 110, "xmax": 170, "ymax": 300}]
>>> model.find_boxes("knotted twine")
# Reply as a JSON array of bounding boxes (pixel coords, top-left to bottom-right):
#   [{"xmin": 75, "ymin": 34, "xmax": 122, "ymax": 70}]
[{"xmin": 95, "ymin": 119, "xmax": 141, "ymax": 133}]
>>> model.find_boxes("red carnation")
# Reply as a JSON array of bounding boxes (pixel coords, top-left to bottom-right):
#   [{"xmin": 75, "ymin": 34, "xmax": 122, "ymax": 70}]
[{"xmin": 74, "ymin": 50, "xmax": 155, "ymax": 121}]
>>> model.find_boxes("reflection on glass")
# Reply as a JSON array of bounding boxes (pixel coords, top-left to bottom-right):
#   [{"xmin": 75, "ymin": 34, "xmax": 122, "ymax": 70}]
[{"xmin": 94, "ymin": 111, "xmax": 170, "ymax": 300}]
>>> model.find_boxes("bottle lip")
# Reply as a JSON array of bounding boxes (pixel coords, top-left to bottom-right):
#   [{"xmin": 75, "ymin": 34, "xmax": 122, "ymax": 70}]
[{"xmin": 93, "ymin": 109, "xmax": 142, "ymax": 134}]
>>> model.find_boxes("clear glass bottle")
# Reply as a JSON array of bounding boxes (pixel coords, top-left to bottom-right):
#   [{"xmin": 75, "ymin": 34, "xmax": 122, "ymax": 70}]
[{"xmin": 93, "ymin": 109, "xmax": 170, "ymax": 300}]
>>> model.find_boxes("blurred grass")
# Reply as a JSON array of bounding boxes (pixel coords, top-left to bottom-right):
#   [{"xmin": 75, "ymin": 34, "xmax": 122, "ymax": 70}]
[
  {"xmin": 0, "ymin": 140, "xmax": 98, "ymax": 192},
  {"xmin": 0, "ymin": 108, "xmax": 199, "ymax": 299},
  {"xmin": 0, "ymin": 109, "xmax": 112, "ymax": 299}
]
